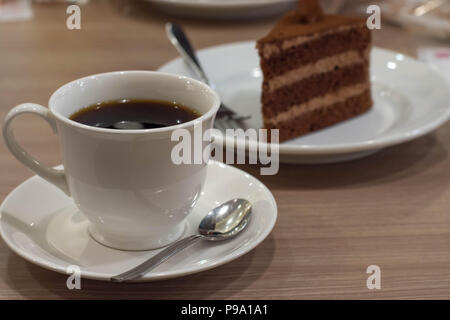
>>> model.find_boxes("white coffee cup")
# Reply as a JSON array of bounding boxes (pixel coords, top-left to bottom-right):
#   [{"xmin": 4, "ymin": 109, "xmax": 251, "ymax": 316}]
[{"xmin": 2, "ymin": 71, "xmax": 220, "ymax": 250}]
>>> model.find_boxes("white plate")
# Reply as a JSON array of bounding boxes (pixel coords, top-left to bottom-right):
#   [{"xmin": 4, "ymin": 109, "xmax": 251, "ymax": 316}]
[
  {"xmin": 159, "ymin": 41, "xmax": 450, "ymax": 164},
  {"xmin": 0, "ymin": 161, "xmax": 277, "ymax": 282},
  {"xmin": 146, "ymin": 0, "xmax": 296, "ymax": 19}
]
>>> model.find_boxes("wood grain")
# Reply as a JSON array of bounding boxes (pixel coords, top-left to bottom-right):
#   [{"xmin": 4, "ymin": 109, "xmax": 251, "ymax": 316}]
[{"xmin": 0, "ymin": 0, "xmax": 449, "ymax": 299}]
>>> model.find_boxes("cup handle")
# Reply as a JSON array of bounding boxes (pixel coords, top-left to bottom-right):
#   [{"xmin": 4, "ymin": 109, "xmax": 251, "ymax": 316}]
[{"xmin": 2, "ymin": 103, "xmax": 70, "ymax": 196}]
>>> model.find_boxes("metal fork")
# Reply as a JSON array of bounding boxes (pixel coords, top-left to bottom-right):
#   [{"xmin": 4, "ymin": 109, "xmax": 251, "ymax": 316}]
[{"xmin": 165, "ymin": 22, "xmax": 250, "ymax": 130}]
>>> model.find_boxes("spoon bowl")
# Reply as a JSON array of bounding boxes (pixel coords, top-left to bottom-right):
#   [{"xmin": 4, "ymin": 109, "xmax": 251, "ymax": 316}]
[{"xmin": 199, "ymin": 198, "xmax": 252, "ymax": 240}]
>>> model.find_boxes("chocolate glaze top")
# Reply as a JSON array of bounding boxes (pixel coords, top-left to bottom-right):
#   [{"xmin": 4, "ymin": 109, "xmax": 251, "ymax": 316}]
[
  {"xmin": 258, "ymin": 11, "xmax": 366, "ymax": 44},
  {"xmin": 296, "ymin": 0, "xmax": 324, "ymax": 23}
]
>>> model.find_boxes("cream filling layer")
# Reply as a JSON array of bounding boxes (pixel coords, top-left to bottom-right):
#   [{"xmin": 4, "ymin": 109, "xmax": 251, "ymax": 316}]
[
  {"xmin": 261, "ymin": 24, "xmax": 358, "ymax": 59},
  {"xmin": 265, "ymin": 82, "xmax": 370, "ymax": 125},
  {"xmin": 267, "ymin": 49, "xmax": 369, "ymax": 92}
]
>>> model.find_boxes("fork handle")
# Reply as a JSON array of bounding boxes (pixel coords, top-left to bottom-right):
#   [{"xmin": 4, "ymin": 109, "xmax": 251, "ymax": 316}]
[
  {"xmin": 111, "ymin": 234, "xmax": 203, "ymax": 282},
  {"xmin": 165, "ymin": 23, "xmax": 211, "ymax": 86},
  {"xmin": 165, "ymin": 22, "xmax": 249, "ymax": 119}
]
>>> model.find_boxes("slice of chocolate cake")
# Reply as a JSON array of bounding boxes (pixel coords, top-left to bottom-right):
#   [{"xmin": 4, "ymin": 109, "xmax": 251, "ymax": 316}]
[{"xmin": 257, "ymin": 0, "xmax": 373, "ymax": 142}]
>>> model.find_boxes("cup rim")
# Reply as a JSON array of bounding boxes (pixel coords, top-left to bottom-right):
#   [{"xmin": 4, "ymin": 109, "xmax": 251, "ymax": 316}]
[{"xmin": 48, "ymin": 70, "xmax": 220, "ymax": 134}]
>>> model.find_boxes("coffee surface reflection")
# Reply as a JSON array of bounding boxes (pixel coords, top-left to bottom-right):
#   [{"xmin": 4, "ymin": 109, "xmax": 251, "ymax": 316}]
[{"xmin": 70, "ymin": 99, "xmax": 199, "ymax": 130}]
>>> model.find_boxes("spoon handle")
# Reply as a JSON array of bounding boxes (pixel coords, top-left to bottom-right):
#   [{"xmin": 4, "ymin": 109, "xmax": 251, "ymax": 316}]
[
  {"xmin": 111, "ymin": 234, "xmax": 203, "ymax": 282},
  {"xmin": 165, "ymin": 22, "xmax": 211, "ymax": 86}
]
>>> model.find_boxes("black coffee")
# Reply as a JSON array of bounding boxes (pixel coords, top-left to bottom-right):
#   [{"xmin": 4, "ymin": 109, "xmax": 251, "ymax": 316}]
[{"xmin": 70, "ymin": 99, "xmax": 199, "ymax": 130}]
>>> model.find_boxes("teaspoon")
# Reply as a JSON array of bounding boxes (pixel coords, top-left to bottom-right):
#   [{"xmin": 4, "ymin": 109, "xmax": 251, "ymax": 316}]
[{"xmin": 111, "ymin": 198, "xmax": 252, "ymax": 282}]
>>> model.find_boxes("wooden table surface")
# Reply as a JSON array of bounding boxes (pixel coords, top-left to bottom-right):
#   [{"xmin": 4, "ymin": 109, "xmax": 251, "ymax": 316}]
[{"xmin": 1, "ymin": 0, "xmax": 450, "ymax": 299}]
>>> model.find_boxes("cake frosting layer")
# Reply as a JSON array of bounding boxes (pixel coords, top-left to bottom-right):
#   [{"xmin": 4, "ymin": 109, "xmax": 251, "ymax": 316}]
[
  {"xmin": 267, "ymin": 49, "xmax": 370, "ymax": 92},
  {"xmin": 259, "ymin": 27, "xmax": 371, "ymax": 79},
  {"xmin": 260, "ymin": 24, "xmax": 356, "ymax": 59},
  {"xmin": 264, "ymin": 89, "xmax": 372, "ymax": 142},
  {"xmin": 262, "ymin": 63, "xmax": 369, "ymax": 116},
  {"xmin": 265, "ymin": 82, "xmax": 370, "ymax": 126}
]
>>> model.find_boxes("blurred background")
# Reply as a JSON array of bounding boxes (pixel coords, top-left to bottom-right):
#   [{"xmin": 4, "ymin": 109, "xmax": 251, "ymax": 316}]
[{"xmin": 0, "ymin": 0, "xmax": 448, "ymax": 174}]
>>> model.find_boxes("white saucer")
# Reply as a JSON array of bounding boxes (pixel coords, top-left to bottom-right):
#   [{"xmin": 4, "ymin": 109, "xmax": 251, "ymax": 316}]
[
  {"xmin": 146, "ymin": 0, "xmax": 296, "ymax": 20},
  {"xmin": 0, "ymin": 161, "xmax": 277, "ymax": 282},
  {"xmin": 159, "ymin": 41, "xmax": 450, "ymax": 164}
]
